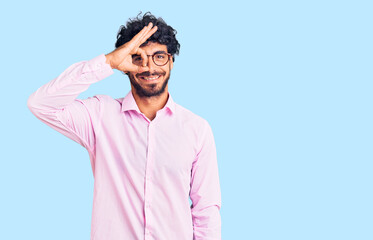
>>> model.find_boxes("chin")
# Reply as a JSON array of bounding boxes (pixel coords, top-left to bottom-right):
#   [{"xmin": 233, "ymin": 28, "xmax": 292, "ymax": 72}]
[{"xmin": 129, "ymin": 73, "xmax": 170, "ymax": 98}]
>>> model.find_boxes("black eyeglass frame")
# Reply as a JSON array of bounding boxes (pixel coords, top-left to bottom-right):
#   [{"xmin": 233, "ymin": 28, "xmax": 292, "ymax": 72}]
[{"xmin": 132, "ymin": 53, "xmax": 172, "ymax": 67}]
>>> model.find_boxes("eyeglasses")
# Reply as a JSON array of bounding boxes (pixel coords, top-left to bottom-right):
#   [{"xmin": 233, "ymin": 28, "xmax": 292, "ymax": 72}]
[{"xmin": 132, "ymin": 52, "xmax": 172, "ymax": 66}]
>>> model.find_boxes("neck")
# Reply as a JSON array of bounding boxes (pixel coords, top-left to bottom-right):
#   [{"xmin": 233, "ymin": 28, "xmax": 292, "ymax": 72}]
[{"xmin": 131, "ymin": 88, "xmax": 169, "ymax": 121}]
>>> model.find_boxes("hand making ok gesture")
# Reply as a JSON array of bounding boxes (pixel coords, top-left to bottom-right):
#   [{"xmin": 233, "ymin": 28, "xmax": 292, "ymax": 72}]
[{"xmin": 105, "ymin": 22, "xmax": 158, "ymax": 73}]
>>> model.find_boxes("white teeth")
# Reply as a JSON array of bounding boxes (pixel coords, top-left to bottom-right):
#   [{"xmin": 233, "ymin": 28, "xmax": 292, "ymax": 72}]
[{"xmin": 143, "ymin": 75, "xmax": 160, "ymax": 80}]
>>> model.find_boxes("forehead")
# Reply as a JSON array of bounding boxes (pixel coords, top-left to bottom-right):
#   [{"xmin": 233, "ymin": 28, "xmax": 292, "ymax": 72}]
[{"xmin": 140, "ymin": 42, "xmax": 168, "ymax": 54}]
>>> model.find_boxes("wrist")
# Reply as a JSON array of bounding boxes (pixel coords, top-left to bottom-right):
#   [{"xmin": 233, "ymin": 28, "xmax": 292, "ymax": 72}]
[{"xmin": 105, "ymin": 54, "xmax": 115, "ymax": 69}]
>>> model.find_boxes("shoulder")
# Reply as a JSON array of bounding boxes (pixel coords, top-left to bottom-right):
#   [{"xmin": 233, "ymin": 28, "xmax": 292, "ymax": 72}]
[
  {"xmin": 174, "ymin": 103, "xmax": 212, "ymax": 133},
  {"xmin": 90, "ymin": 94, "xmax": 124, "ymax": 106},
  {"xmin": 174, "ymin": 103, "xmax": 215, "ymax": 153},
  {"xmin": 90, "ymin": 94, "xmax": 118, "ymax": 102},
  {"xmin": 77, "ymin": 94, "xmax": 123, "ymax": 112},
  {"xmin": 77, "ymin": 94, "xmax": 114, "ymax": 103}
]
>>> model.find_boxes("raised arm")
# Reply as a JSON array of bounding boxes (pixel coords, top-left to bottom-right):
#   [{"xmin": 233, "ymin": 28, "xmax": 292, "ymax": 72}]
[
  {"xmin": 27, "ymin": 23, "xmax": 158, "ymax": 153},
  {"xmin": 27, "ymin": 54, "xmax": 114, "ymax": 152},
  {"xmin": 190, "ymin": 120, "xmax": 222, "ymax": 240}
]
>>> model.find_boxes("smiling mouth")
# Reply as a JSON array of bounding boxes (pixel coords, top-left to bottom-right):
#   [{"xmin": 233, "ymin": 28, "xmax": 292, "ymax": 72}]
[{"xmin": 139, "ymin": 75, "xmax": 161, "ymax": 81}]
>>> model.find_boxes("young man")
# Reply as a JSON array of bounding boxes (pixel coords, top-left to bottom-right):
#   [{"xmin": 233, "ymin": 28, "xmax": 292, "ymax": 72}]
[{"xmin": 28, "ymin": 13, "xmax": 221, "ymax": 240}]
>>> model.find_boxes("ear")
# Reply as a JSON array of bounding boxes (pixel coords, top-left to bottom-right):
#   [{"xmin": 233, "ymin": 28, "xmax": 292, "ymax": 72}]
[{"xmin": 169, "ymin": 57, "xmax": 174, "ymax": 70}]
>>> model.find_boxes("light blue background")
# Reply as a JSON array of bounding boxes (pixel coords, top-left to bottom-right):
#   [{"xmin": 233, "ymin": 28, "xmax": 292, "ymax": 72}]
[{"xmin": 1, "ymin": 0, "xmax": 372, "ymax": 239}]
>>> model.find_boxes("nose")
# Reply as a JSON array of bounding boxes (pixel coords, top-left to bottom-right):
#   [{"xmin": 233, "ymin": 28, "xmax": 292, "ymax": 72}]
[
  {"xmin": 146, "ymin": 55, "xmax": 157, "ymax": 71},
  {"xmin": 137, "ymin": 55, "xmax": 158, "ymax": 74}
]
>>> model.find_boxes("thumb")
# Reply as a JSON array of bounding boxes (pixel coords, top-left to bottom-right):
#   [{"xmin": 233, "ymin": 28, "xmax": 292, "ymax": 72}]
[{"xmin": 136, "ymin": 48, "xmax": 149, "ymax": 67}]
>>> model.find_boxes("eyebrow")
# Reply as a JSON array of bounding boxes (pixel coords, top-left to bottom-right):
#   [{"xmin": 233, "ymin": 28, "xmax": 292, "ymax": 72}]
[
  {"xmin": 132, "ymin": 50, "xmax": 168, "ymax": 57},
  {"xmin": 152, "ymin": 50, "xmax": 167, "ymax": 55}
]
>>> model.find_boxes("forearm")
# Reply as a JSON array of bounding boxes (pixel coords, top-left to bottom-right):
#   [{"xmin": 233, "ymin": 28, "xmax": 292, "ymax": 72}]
[
  {"xmin": 27, "ymin": 54, "xmax": 114, "ymax": 151},
  {"xmin": 192, "ymin": 205, "xmax": 221, "ymax": 240},
  {"xmin": 190, "ymin": 120, "xmax": 222, "ymax": 239},
  {"xmin": 27, "ymin": 54, "xmax": 113, "ymax": 114}
]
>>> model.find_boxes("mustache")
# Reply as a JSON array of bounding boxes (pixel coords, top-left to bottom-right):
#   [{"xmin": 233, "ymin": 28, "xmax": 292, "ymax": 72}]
[{"xmin": 136, "ymin": 71, "xmax": 165, "ymax": 77}]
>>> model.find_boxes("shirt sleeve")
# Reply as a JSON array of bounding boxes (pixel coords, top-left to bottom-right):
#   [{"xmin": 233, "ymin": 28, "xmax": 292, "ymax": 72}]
[
  {"xmin": 27, "ymin": 54, "xmax": 114, "ymax": 156},
  {"xmin": 190, "ymin": 120, "xmax": 222, "ymax": 240}
]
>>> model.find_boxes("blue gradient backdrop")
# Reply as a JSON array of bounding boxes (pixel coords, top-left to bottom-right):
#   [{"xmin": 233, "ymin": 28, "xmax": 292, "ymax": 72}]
[{"xmin": 1, "ymin": 0, "xmax": 372, "ymax": 239}]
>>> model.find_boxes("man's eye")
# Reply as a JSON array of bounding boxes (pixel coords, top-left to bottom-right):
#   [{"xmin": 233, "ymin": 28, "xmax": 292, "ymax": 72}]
[
  {"xmin": 156, "ymin": 54, "xmax": 165, "ymax": 59},
  {"xmin": 133, "ymin": 56, "xmax": 142, "ymax": 61}
]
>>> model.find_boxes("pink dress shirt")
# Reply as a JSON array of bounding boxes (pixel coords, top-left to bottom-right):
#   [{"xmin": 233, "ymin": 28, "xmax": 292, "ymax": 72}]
[{"xmin": 27, "ymin": 54, "xmax": 221, "ymax": 240}]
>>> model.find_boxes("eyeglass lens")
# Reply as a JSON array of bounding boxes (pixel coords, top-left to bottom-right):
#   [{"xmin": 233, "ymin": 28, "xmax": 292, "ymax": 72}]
[{"xmin": 132, "ymin": 53, "xmax": 169, "ymax": 66}]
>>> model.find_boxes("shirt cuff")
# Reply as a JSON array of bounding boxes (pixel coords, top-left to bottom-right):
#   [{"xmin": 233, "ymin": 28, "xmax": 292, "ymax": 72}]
[{"xmin": 83, "ymin": 54, "xmax": 114, "ymax": 80}]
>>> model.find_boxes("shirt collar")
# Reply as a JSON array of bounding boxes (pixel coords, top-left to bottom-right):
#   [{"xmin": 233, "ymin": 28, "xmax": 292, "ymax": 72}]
[{"xmin": 121, "ymin": 91, "xmax": 176, "ymax": 115}]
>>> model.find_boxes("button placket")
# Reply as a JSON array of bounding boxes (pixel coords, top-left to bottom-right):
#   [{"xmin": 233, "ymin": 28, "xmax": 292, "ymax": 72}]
[{"xmin": 144, "ymin": 122, "xmax": 154, "ymax": 239}]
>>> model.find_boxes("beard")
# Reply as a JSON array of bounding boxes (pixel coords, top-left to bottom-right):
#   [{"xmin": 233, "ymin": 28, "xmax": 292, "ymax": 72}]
[{"xmin": 128, "ymin": 71, "xmax": 170, "ymax": 98}]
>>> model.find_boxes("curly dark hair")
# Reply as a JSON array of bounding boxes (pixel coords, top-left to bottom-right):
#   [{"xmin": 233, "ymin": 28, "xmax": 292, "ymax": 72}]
[{"xmin": 115, "ymin": 12, "xmax": 180, "ymax": 61}]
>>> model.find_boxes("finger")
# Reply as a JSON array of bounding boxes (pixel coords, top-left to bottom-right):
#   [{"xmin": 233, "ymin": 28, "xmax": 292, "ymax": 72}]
[
  {"xmin": 126, "ymin": 64, "xmax": 149, "ymax": 73},
  {"xmin": 137, "ymin": 48, "xmax": 149, "ymax": 67},
  {"xmin": 126, "ymin": 25, "xmax": 150, "ymax": 49},
  {"xmin": 130, "ymin": 23, "xmax": 153, "ymax": 47},
  {"xmin": 138, "ymin": 25, "xmax": 158, "ymax": 46}
]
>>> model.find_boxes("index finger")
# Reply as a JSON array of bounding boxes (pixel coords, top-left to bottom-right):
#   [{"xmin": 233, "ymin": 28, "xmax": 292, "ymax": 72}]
[
  {"xmin": 129, "ymin": 22, "xmax": 154, "ymax": 47},
  {"xmin": 138, "ymin": 25, "xmax": 158, "ymax": 46}
]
